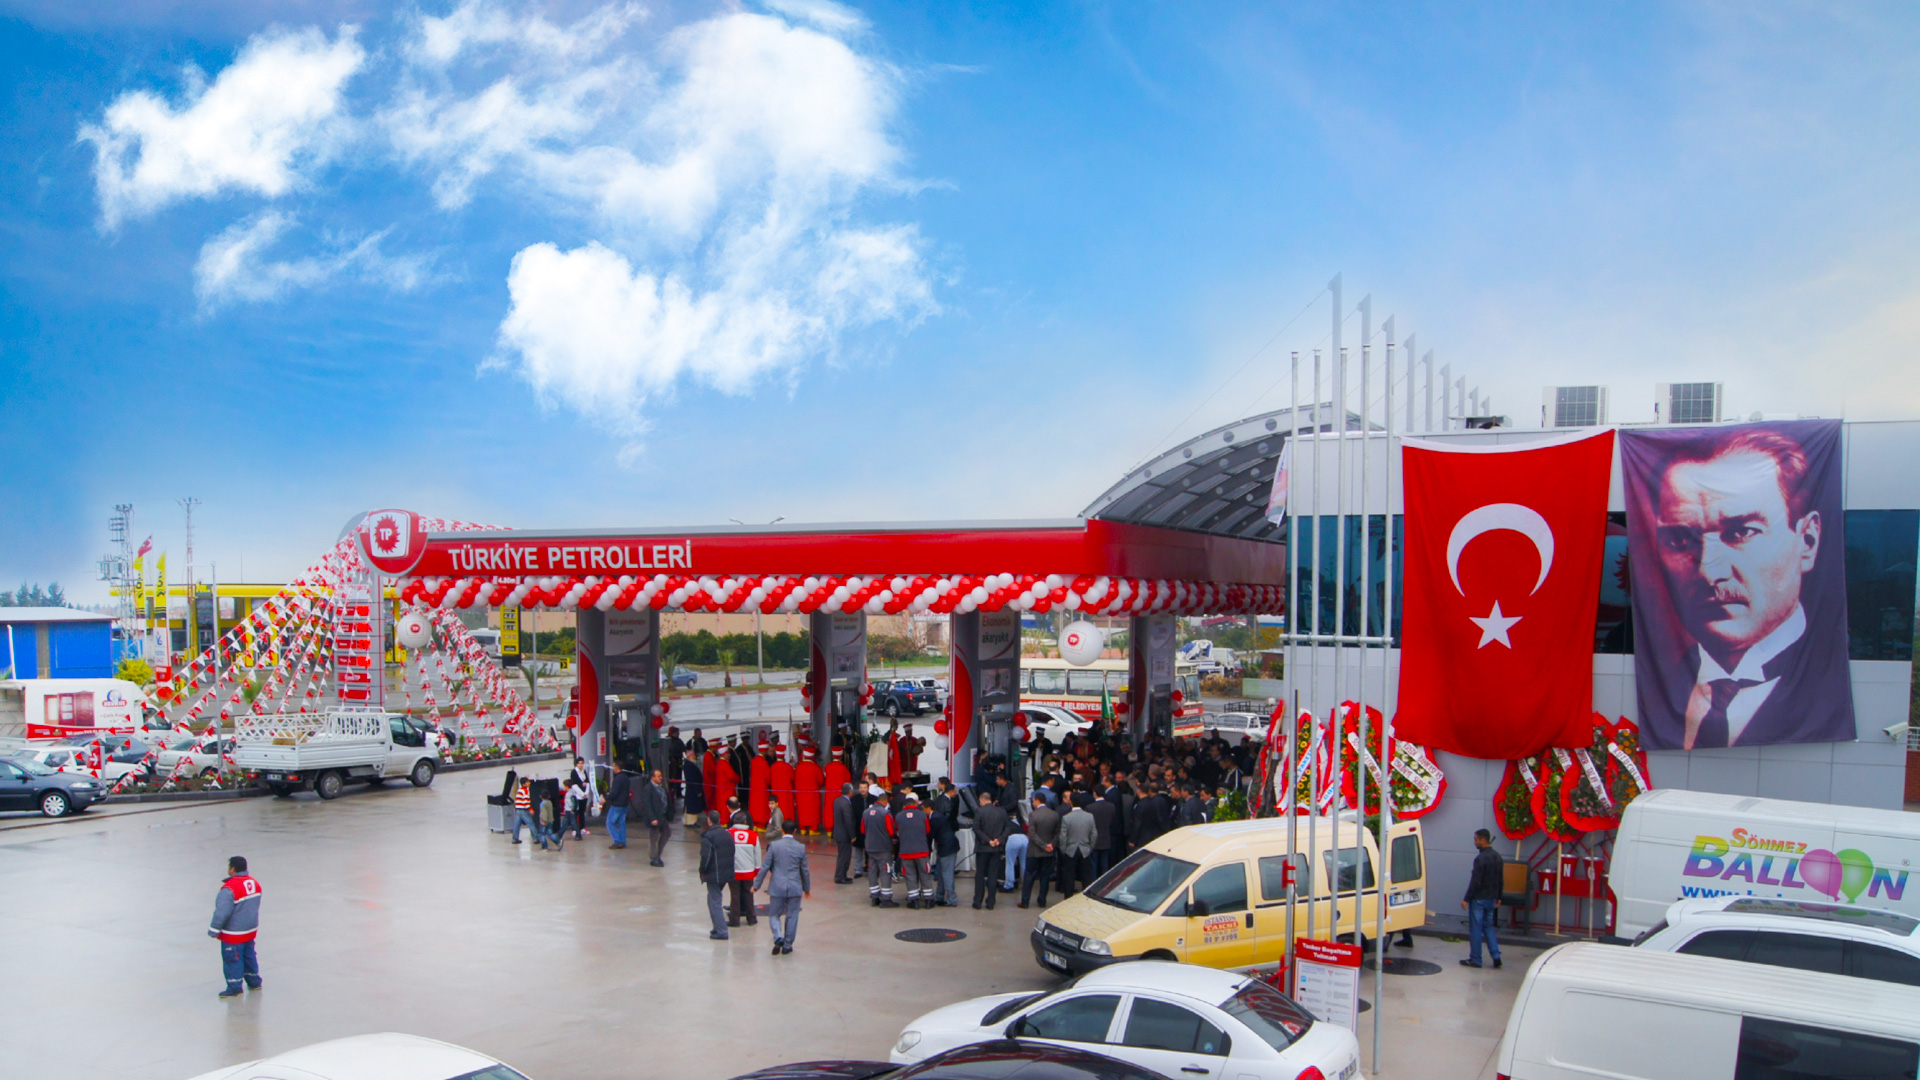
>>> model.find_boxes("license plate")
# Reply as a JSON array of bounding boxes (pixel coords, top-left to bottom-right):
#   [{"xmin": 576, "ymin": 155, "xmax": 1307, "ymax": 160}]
[
  {"xmin": 1338, "ymin": 1061, "xmax": 1357, "ymax": 1080},
  {"xmin": 1043, "ymin": 951, "xmax": 1069, "ymax": 970}
]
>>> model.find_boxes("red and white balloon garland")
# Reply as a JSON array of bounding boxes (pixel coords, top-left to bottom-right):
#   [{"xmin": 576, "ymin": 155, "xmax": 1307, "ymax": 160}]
[{"xmin": 397, "ymin": 573, "xmax": 1285, "ymax": 617}]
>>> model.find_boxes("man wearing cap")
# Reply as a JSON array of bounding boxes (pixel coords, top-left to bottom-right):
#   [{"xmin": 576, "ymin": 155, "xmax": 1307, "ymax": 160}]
[
  {"xmin": 728, "ymin": 800, "xmax": 762, "ymax": 928},
  {"xmin": 895, "ymin": 791, "xmax": 934, "ymax": 909},
  {"xmin": 862, "ymin": 784, "xmax": 897, "ymax": 907}
]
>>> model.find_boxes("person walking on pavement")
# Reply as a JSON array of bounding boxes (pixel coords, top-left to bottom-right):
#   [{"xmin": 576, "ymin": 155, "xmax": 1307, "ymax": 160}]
[
  {"xmin": 1461, "ymin": 828, "xmax": 1504, "ymax": 969},
  {"xmin": 971, "ymin": 790, "xmax": 1012, "ymax": 909},
  {"xmin": 862, "ymin": 784, "xmax": 897, "ymax": 907},
  {"xmin": 729, "ymin": 801, "xmax": 762, "ymax": 928},
  {"xmin": 209, "ymin": 855, "xmax": 263, "ymax": 998},
  {"xmin": 536, "ymin": 786, "xmax": 562, "ymax": 851},
  {"xmin": 1058, "ymin": 792, "xmax": 1097, "ymax": 898},
  {"xmin": 895, "ymin": 791, "xmax": 934, "ymax": 909},
  {"xmin": 1019, "ymin": 793, "xmax": 1061, "ymax": 910},
  {"xmin": 640, "ymin": 769, "xmax": 671, "ymax": 866},
  {"xmin": 698, "ymin": 811, "xmax": 734, "ymax": 941},
  {"xmin": 831, "ymin": 782, "xmax": 859, "ymax": 883},
  {"xmin": 605, "ymin": 762, "xmax": 633, "ymax": 849},
  {"xmin": 753, "ymin": 822, "xmax": 811, "ymax": 954},
  {"xmin": 510, "ymin": 777, "xmax": 537, "ymax": 845}
]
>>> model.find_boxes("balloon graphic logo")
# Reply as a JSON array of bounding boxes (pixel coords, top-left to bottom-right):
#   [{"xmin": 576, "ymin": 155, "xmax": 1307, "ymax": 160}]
[
  {"xmin": 1837, "ymin": 849, "xmax": 1875, "ymax": 903},
  {"xmin": 1800, "ymin": 849, "xmax": 1843, "ymax": 900}
]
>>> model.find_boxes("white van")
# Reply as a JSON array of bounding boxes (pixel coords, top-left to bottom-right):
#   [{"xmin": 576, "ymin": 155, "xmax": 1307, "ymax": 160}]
[
  {"xmin": 1611, "ymin": 788, "xmax": 1920, "ymax": 939},
  {"xmin": 0, "ymin": 678, "xmax": 153, "ymax": 740},
  {"xmin": 1496, "ymin": 942, "xmax": 1920, "ymax": 1080}
]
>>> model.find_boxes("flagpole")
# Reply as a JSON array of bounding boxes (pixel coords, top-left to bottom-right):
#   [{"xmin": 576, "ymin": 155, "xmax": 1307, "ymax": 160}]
[
  {"xmin": 1307, "ymin": 347, "xmax": 1322, "ymax": 946},
  {"xmin": 1331, "ymin": 340, "xmax": 1348, "ymax": 947},
  {"xmin": 1285, "ymin": 349, "xmax": 1301, "ymax": 980},
  {"xmin": 1358, "ymin": 337, "xmax": 1375, "ymax": 1071},
  {"xmin": 1373, "ymin": 336, "xmax": 1396, "ymax": 1073}
]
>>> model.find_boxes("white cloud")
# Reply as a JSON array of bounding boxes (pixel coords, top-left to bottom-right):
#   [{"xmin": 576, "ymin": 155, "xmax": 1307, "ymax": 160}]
[
  {"xmin": 194, "ymin": 211, "xmax": 428, "ymax": 310},
  {"xmin": 79, "ymin": 25, "xmax": 364, "ymax": 228}
]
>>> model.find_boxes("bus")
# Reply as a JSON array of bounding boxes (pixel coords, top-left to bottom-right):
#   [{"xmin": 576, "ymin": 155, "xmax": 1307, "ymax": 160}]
[{"xmin": 1020, "ymin": 658, "xmax": 1204, "ymax": 723}]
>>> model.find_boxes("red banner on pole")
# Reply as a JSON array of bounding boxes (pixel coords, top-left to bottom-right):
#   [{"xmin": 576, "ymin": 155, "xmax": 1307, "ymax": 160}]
[{"xmin": 1394, "ymin": 429, "xmax": 1614, "ymax": 759}]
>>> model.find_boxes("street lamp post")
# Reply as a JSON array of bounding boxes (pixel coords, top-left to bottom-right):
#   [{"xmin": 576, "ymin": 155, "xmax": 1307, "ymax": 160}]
[{"xmin": 730, "ymin": 516, "xmax": 785, "ymax": 686}]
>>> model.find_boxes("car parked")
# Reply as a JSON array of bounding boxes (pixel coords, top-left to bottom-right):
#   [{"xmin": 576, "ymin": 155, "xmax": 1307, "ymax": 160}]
[
  {"xmin": 665, "ymin": 666, "xmax": 698, "ymax": 690},
  {"xmin": 184, "ymin": 1032, "xmax": 532, "ymax": 1080},
  {"xmin": 1017, "ymin": 705, "xmax": 1091, "ymax": 745},
  {"xmin": 1202, "ymin": 713, "xmax": 1268, "ymax": 743},
  {"xmin": 736, "ymin": 1039, "xmax": 1171, "ymax": 1080},
  {"xmin": 53, "ymin": 732, "xmax": 156, "ymax": 780},
  {"xmin": 155, "ymin": 735, "xmax": 238, "ymax": 778},
  {"xmin": 12, "ymin": 746, "xmax": 88, "ymax": 773},
  {"xmin": 874, "ymin": 678, "xmax": 939, "ymax": 718},
  {"xmin": 1633, "ymin": 895, "xmax": 1920, "ymax": 986},
  {"xmin": 0, "ymin": 753, "xmax": 107, "ymax": 817},
  {"xmin": 891, "ymin": 961, "xmax": 1357, "ymax": 1080}
]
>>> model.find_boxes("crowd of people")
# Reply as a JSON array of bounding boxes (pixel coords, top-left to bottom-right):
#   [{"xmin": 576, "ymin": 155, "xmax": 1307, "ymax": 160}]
[{"xmin": 500, "ymin": 717, "xmax": 1268, "ymax": 950}]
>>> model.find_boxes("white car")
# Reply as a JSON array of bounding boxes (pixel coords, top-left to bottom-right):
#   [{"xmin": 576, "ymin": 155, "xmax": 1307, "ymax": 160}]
[
  {"xmin": 890, "ymin": 960, "xmax": 1358, "ymax": 1080},
  {"xmin": 1633, "ymin": 895, "xmax": 1920, "ymax": 985},
  {"xmin": 185, "ymin": 1032, "xmax": 531, "ymax": 1080},
  {"xmin": 13, "ymin": 746, "xmax": 90, "ymax": 774},
  {"xmin": 155, "ymin": 736, "xmax": 237, "ymax": 778},
  {"xmin": 1018, "ymin": 705, "xmax": 1092, "ymax": 744},
  {"xmin": 1202, "ymin": 713, "xmax": 1269, "ymax": 743}
]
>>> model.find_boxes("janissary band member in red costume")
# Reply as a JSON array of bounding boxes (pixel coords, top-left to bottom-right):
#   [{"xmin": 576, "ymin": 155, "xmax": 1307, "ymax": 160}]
[
  {"xmin": 899, "ymin": 724, "xmax": 925, "ymax": 774},
  {"xmin": 822, "ymin": 746, "xmax": 853, "ymax": 818},
  {"xmin": 771, "ymin": 742, "xmax": 796, "ymax": 825},
  {"xmin": 749, "ymin": 738, "xmax": 773, "ymax": 828},
  {"xmin": 794, "ymin": 744, "xmax": 825, "ymax": 834},
  {"xmin": 885, "ymin": 722, "xmax": 903, "ymax": 786},
  {"xmin": 714, "ymin": 746, "xmax": 739, "ymax": 817},
  {"xmin": 702, "ymin": 744, "xmax": 720, "ymax": 815}
]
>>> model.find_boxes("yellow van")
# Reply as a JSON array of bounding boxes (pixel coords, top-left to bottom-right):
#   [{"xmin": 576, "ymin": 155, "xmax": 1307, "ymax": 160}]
[{"xmin": 1031, "ymin": 816, "xmax": 1429, "ymax": 976}]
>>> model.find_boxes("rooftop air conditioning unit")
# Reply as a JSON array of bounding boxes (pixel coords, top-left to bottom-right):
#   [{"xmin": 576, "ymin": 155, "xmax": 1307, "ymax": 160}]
[
  {"xmin": 1542, "ymin": 386, "xmax": 1608, "ymax": 428},
  {"xmin": 1657, "ymin": 382, "xmax": 1723, "ymax": 425}
]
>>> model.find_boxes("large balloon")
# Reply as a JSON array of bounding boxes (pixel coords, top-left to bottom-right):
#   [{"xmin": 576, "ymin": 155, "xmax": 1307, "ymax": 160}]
[
  {"xmin": 1837, "ymin": 849, "xmax": 1875, "ymax": 903},
  {"xmin": 1059, "ymin": 621, "xmax": 1105, "ymax": 666},
  {"xmin": 1800, "ymin": 849, "xmax": 1843, "ymax": 900},
  {"xmin": 395, "ymin": 610, "xmax": 433, "ymax": 650}
]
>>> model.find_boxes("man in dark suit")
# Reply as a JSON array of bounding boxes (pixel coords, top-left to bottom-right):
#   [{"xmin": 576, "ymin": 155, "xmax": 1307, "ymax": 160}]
[
  {"xmin": 971, "ymin": 790, "xmax": 1012, "ymax": 910},
  {"xmin": 697, "ymin": 811, "xmax": 734, "ymax": 940},
  {"xmin": 1647, "ymin": 427, "xmax": 1852, "ymax": 748},
  {"xmin": 639, "ymin": 769, "xmax": 672, "ymax": 866},
  {"xmin": 831, "ymin": 782, "xmax": 859, "ymax": 884}
]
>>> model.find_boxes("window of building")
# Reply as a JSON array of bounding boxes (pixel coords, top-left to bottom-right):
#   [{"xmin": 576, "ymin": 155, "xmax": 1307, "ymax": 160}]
[{"xmin": 1844, "ymin": 509, "xmax": 1919, "ymax": 662}]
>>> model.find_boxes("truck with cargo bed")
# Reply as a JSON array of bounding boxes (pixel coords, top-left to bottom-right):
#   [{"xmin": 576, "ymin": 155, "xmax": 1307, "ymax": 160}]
[{"xmin": 230, "ymin": 708, "xmax": 439, "ymax": 799}]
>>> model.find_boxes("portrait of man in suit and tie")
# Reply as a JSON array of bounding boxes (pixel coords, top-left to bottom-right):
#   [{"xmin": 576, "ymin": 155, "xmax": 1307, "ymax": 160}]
[{"xmin": 1621, "ymin": 420, "xmax": 1855, "ymax": 750}]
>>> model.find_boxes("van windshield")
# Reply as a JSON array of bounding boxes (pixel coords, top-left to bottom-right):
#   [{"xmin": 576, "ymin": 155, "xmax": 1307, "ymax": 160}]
[{"xmin": 1084, "ymin": 849, "xmax": 1198, "ymax": 914}]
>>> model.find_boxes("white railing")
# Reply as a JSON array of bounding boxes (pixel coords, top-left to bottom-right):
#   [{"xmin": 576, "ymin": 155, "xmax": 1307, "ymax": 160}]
[{"xmin": 235, "ymin": 709, "xmax": 387, "ymax": 743}]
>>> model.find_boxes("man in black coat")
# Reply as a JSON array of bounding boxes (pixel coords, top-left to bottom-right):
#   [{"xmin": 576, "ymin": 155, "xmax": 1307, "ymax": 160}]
[
  {"xmin": 831, "ymin": 783, "xmax": 859, "ymax": 884},
  {"xmin": 605, "ymin": 762, "xmax": 633, "ymax": 850},
  {"xmin": 697, "ymin": 811, "xmax": 734, "ymax": 940},
  {"xmin": 681, "ymin": 748, "xmax": 707, "ymax": 827},
  {"xmin": 638, "ymin": 769, "xmax": 672, "ymax": 867},
  {"xmin": 970, "ymin": 790, "xmax": 1013, "ymax": 910},
  {"xmin": 1176, "ymin": 783, "xmax": 1209, "ymax": 828},
  {"xmin": 1088, "ymin": 789, "xmax": 1118, "ymax": 880},
  {"xmin": 1461, "ymin": 828, "xmax": 1504, "ymax": 969},
  {"xmin": 663, "ymin": 728, "xmax": 686, "ymax": 803}
]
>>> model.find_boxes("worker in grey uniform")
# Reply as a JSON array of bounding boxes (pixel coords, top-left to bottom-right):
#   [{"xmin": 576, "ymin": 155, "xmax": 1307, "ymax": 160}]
[
  {"xmin": 893, "ymin": 791, "xmax": 934, "ymax": 909},
  {"xmin": 861, "ymin": 785, "xmax": 897, "ymax": 907}
]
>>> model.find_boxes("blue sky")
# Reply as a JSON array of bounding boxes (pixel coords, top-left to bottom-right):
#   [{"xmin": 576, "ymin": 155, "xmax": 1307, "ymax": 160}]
[{"xmin": 2, "ymin": 1, "xmax": 1916, "ymax": 600}]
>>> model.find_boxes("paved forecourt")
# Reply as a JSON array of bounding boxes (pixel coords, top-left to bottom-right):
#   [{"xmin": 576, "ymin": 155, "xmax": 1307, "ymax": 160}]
[{"xmin": 0, "ymin": 767, "xmax": 1531, "ymax": 1080}]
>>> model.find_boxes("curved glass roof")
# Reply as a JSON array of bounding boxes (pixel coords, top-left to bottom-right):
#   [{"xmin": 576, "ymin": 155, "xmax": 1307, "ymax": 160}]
[{"xmin": 1081, "ymin": 403, "xmax": 1358, "ymax": 542}]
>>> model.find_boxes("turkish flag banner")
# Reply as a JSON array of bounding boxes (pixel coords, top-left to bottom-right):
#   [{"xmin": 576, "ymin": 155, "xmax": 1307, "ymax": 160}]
[{"xmin": 1394, "ymin": 429, "xmax": 1615, "ymax": 759}]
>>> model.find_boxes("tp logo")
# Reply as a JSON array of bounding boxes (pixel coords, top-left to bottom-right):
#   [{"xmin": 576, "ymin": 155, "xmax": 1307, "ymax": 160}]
[{"xmin": 358, "ymin": 509, "xmax": 427, "ymax": 575}]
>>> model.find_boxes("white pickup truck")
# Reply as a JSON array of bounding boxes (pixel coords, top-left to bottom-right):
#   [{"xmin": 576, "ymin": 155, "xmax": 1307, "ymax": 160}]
[{"xmin": 230, "ymin": 708, "xmax": 439, "ymax": 800}]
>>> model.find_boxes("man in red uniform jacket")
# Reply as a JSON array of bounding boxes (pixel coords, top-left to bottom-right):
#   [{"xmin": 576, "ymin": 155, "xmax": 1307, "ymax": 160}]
[
  {"xmin": 714, "ymin": 750, "xmax": 739, "ymax": 817},
  {"xmin": 209, "ymin": 855, "xmax": 263, "ymax": 998},
  {"xmin": 823, "ymin": 746, "xmax": 853, "ymax": 823},
  {"xmin": 794, "ymin": 745, "xmax": 825, "ymax": 835},
  {"xmin": 702, "ymin": 747, "xmax": 720, "ymax": 816}
]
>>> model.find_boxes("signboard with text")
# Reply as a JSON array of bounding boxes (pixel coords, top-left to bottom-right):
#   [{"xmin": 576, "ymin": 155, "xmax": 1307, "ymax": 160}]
[
  {"xmin": 1292, "ymin": 938, "xmax": 1361, "ymax": 1034},
  {"xmin": 499, "ymin": 606, "xmax": 522, "ymax": 668}
]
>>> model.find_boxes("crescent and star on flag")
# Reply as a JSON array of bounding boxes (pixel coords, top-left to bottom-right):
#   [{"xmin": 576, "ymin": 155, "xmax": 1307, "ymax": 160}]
[{"xmin": 1447, "ymin": 502, "xmax": 1555, "ymax": 650}]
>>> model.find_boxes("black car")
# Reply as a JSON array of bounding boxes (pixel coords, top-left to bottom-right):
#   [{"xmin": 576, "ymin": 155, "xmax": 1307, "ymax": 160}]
[
  {"xmin": 873, "ymin": 678, "xmax": 938, "ymax": 718},
  {"xmin": 728, "ymin": 1040, "xmax": 1171, "ymax": 1080},
  {"xmin": 0, "ymin": 754, "xmax": 108, "ymax": 817}
]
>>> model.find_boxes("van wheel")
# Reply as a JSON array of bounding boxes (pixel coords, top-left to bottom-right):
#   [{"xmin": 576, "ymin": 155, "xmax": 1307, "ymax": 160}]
[
  {"xmin": 1142, "ymin": 949, "xmax": 1178, "ymax": 963},
  {"xmin": 410, "ymin": 759, "xmax": 436, "ymax": 787},
  {"xmin": 314, "ymin": 770, "xmax": 345, "ymax": 800}
]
